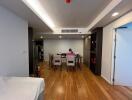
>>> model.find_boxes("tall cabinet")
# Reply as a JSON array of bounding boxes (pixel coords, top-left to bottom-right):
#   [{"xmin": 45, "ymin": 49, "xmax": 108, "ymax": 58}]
[
  {"xmin": 28, "ymin": 27, "xmax": 34, "ymax": 75},
  {"xmin": 90, "ymin": 27, "xmax": 103, "ymax": 75}
]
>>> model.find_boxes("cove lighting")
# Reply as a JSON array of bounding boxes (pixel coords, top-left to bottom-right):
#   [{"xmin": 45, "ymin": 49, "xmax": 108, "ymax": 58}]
[
  {"xmin": 59, "ymin": 36, "xmax": 62, "ymax": 39},
  {"xmin": 40, "ymin": 36, "xmax": 43, "ymax": 39},
  {"xmin": 22, "ymin": 0, "xmax": 55, "ymax": 30},
  {"xmin": 112, "ymin": 12, "xmax": 119, "ymax": 17},
  {"xmin": 81, "ymin": 35, "xmax": 84, "ymax": 38},
  {"xmin": 88, "ymin": 36, "xmax": 91, "ymax": 39}
]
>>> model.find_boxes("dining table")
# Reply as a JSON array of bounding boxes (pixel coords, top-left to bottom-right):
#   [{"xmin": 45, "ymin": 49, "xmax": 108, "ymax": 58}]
[{"xmin": 49, "ymin": 53, "xmax": 82, "ymax": 70}]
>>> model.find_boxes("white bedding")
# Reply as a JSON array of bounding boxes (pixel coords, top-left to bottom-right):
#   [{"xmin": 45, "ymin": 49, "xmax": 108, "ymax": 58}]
[{"xmin": 0, "ymin": 77, "xmax": 44, "ymax": 100}]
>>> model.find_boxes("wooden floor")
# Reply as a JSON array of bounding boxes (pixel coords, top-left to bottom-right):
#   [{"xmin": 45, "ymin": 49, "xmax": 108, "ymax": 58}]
[{"xmin": 40, "ymin": 62, "xmax": 132, "ymax": 100}]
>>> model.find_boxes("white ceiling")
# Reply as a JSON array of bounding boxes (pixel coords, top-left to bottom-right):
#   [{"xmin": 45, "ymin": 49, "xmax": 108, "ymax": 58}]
[
  {"xmin": 39, "ymin": 0, "xmax": 111, "ymax": 28},
  {"xmin": 94, "ymin": 0, "xmax": 132, "ymax": 28},
  {"xmin": 0, "ymin": 0, "xmax": 52, "ymax": 32},
  {"xmin": 0, "ymin": 0, "xmax": 112, "ymax": 32},
  {"xmin": 0, "ymin": 0, "xmax": 131, "ymax": 37}
]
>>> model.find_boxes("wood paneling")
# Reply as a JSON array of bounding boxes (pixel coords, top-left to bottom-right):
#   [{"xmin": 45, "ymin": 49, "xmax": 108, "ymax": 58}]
[
  {"xmin": 83, "ymin": 37, "xmax": 91, "ymax": 66},
  {"xmin": 28, "ymin": 27, "xmax": 33, "ymax": 75},
  {"xmin": 40, "ymin": 63, "xmax": 132, "ymax": 100},
  {"xmin": 90, "ymin": 27, "xmax": 103, "ymax": 75}
]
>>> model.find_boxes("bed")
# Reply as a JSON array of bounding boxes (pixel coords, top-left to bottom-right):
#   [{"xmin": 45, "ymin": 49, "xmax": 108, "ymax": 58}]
[{"xmin": 0, "ymin": 77, "xmax": 44, "ymax": 100}]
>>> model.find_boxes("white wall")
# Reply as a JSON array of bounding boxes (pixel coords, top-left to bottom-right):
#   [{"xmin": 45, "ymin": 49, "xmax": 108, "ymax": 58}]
[
  {"xmin": 115, "ymin": 29, "xmax": 132, "ymax": 86},
  {"xmin": 44, "ymin": 39, "xmax": 83, "ymax": 61},
  {"xmin": 0, "ymin": 6, "xmax": 29, "ymax": 76},
  {"xmin": 101, "ymin": 23, "xmax": 114, "ymax": 83},
  {"xmin": 102, "ymin": 11, "xmax": 132, "ymax": 84}
]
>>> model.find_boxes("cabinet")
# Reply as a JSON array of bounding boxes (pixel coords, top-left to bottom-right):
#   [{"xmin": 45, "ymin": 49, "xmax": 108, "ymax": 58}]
[
  {"xmin": 90, "ymin": 27, "xmax": 103, "ymax": 75},
  {"xmin": 28, "ymin": 27, "xmax": 34, "ymax": 75}
]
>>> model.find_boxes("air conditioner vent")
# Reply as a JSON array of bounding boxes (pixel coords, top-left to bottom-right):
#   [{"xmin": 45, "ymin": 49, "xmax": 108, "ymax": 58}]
[{"xmin": 61, "ymin": 29, "xmax": 78, "ymax": 33}]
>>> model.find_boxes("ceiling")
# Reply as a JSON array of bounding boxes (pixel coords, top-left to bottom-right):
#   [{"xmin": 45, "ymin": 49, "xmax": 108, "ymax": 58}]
[
  {"xmin": 0, "ymin": 0, "xmax": 131, "ymax": 37},
  {"xmin": 0, "ymin": 0, "xmax": 112, "ymax": 32},
  {"xmin": 94, "ymin": 0, "xmax": 132, "ymax": 28},
  {"xmin": 39, "ymin": 0, "xmax": 111, "ymax": 28},
  {"xmin": 0, "ymin": 0, "xmax": 52, "ymax": 32}
]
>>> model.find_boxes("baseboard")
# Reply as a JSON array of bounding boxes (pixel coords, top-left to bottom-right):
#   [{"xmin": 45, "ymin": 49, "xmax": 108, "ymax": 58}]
[{"xmin": 101, "ymin": 74, "xmax": 112, "ymax": 84}]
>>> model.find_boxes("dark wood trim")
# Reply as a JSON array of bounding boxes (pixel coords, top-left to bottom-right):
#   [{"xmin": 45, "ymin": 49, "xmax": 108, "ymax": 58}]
[{"xmin": 28, "ymin": 27, "xmax": 34, "ymax": 75}]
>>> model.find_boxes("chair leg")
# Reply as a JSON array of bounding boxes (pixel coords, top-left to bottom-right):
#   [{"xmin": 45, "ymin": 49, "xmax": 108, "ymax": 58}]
[
  {"xmin": 60, "ymin": 65, "xmax": 62, "ymax": 71},
  {"xmin": 72, "ymin": 66, "xmax": 74, "ymax": 71},
  {"xmin": 67, "ymin": 66, "xmax": 68, "ymax": 72},
  {"xmin": 72, "ymin": 66, "xmax": 75, "ymax": 71},
  {"xmin": 74, "ymin": 66, "xmax": 76, "ymax": 71},
  {"xmin": 54, "ymin": 65, "xmax": 56, "ymax": 71},
  {"xmin": 78, "ymin": 63, "xmax": 81, "ymax": 70}
]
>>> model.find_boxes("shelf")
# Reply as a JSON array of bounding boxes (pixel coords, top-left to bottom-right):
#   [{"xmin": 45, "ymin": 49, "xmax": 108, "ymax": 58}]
[
  {"xmin": 90, "ymin": 27, "xmax": 103, "ymax": 76},
  {"xmin": 90, "ymin": 51, "xmax": 96, "ymax": 54}
]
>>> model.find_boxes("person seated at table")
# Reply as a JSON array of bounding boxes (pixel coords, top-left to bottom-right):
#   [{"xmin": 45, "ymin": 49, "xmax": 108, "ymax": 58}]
[{"xmin": 67, "ymin": 48, "xmax": 75, "ymax": 56}]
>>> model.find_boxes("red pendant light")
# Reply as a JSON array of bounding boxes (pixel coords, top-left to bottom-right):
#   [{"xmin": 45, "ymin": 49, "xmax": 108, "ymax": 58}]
[{"xmin": 65, "ymin": 0, "xmax": 71, "ymax": 4}]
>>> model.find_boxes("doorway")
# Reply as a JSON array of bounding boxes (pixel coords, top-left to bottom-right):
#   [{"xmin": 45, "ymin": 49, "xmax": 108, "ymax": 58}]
[{"xmin": 113, "ymin": 22, "xmax": 132, "ymax": 86}]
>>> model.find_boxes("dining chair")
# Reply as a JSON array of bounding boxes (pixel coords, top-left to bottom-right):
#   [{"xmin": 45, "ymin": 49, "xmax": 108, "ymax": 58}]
[
  {"xmin": 49, "ymin": 54, "xmax": 53, "ymax": 68},
  {"xmin": 53, "ymin": 54, "xmax": 62, "ymax": 71},
  {"xmin": 75, "ymin": 54, "xmax": 82, "ymax": 70},
  {"xmin": 66, "ymin": 55, "xmax": 76, "ymax": 71}
]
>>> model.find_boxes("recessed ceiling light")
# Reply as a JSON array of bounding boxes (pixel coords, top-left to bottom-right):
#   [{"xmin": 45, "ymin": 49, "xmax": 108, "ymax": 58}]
[
  {"xmin": 40, "ymin": 36, "xmax": 43, "ymax": 39},
  {"xmin": 81, "ymin": 35, "xmax": 84, "ymax": 38},
  {"xmin": 88, "ymin": 36, "xmax": 91, "ymax": 39},
  {"xmin": 59, "ymin": 36, "xmax": 62, "ymax": 39},
  {"xmin": 22, "ymin": 0, "xmax": 55, "ymax": 30},
  {"xmin": 112, "ymin": 12, "xmax": 119, "ymax": 17}
]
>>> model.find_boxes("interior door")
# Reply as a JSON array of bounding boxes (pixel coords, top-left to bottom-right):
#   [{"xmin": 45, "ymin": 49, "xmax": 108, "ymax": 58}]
[{"xmin": 115, "ymin": 29, "xmax": 132, "ymax": 86}]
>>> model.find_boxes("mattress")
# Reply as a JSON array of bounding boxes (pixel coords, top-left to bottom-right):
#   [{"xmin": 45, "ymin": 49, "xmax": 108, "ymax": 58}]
[{"xmin": 0, "ymin": 77, "xmax": 44, "ymax": 100}]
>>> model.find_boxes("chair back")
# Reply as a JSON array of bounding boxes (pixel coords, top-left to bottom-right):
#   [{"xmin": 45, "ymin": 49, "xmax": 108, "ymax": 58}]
[
  {"xmin": 66, "ymin": 55, "xmax": 75, "ymax": 66},
  {"xmin": 53, "ymin": 55, "xmax": 62, "ymax": 66}
]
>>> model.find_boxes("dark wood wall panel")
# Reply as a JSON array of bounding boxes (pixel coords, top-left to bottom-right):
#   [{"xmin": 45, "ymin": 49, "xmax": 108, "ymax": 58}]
[
  {"xmin": 28, "ymin": 27, "xmax": 34, "ymax": 75},
  {"xmin": 90, "ymin": 27, "xmax": 103, "ymax": 75},
  {"xmin": 83, "ymin": 37, "xmax": 91, "ymax": 67}
]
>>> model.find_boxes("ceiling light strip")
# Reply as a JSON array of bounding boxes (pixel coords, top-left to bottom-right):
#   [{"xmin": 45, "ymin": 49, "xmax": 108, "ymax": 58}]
[{"xmin": 22, "ymin": 0, "xmax": 55, "ymax": 31}]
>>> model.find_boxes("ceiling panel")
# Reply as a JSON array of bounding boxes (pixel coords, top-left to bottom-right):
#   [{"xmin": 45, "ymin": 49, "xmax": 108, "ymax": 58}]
[
  {"xmin": 0, "ymin": 0, "xmax": 52, "ymax": 32},
  {"xmin": 39, "ymin": 0, "xmax": 111, "ymax": 28},
  {"xmin": 94, "ymin": 0, "xmax": 132, "ymax": 28},
  {"xmin": 1, "ymin": 0, "xmax": 131, "ymax": 33}
]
